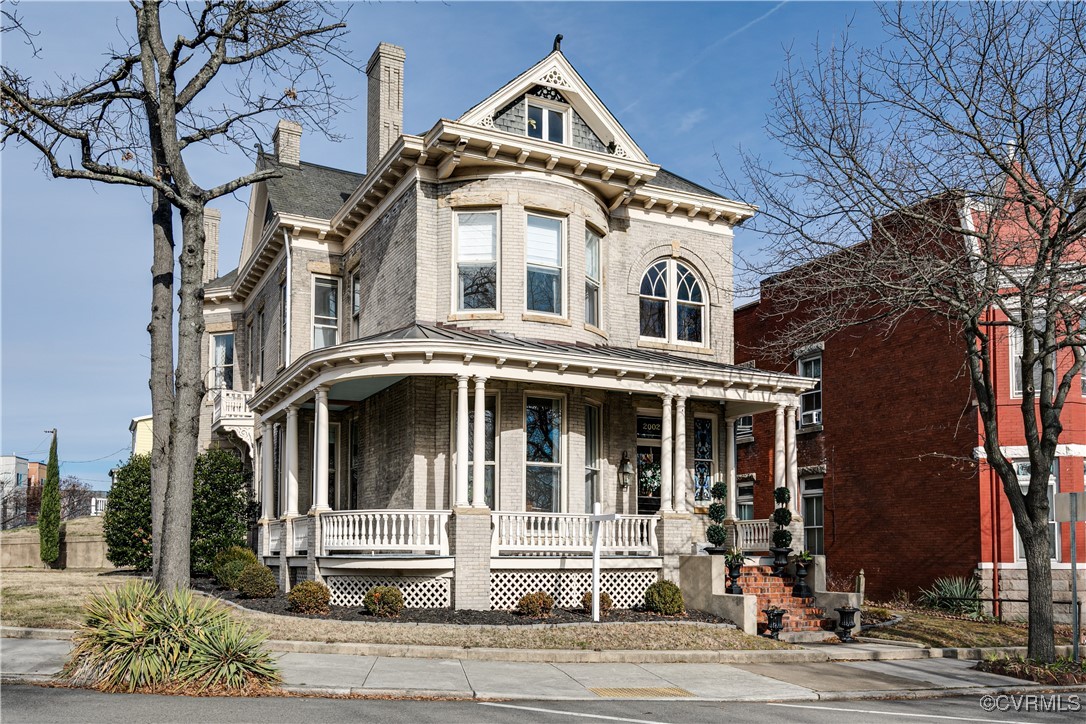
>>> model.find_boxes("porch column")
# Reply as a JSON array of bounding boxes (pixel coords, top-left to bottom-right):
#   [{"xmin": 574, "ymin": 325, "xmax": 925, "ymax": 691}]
[
  {"xmin": 724, "ymin": 416, "xmax": 738, "ymax": 520},
  {"xmin": 313, "ymin": 386, "xmax": 330, "ymax": 511},
  {"xmin": 773, "ymin": 403, "xmax": 786, "ymax": 495},
  {"xmin": 785, "ymin": 404, "xmax": 799, "ymax": 514},
  {"xmin": 660, "ymin": 393, "xmax": 674, "ymax": 513},
  {"xmin": 260, "ymin": 420, "xmax": 274, "ymax": 520},
  {"xmin": 673, "ymin": 396, "xmax": 687, "ymax": 514},
  {"xmin": 285, "ymin": 405, "xmax": 299, "ymax": 516},
  {"xmin": 471, "ymin": 375, "xmax": 487, "ymax": 508},
  {"xmin": 454, "ymin": 374, "xmax": 470, "ymax": 507}
]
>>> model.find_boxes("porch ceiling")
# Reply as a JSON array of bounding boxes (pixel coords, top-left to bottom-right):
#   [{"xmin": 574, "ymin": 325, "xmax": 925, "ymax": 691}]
[{"xmin": 252, "ymin": 323, "xmax": 815, "ymax": 419}]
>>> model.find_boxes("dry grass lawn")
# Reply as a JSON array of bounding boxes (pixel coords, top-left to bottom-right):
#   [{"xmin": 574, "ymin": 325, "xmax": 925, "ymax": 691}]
[
  {"xmin": 862, "ymin": 606, "xmax": 1074, "ymax": 649},
  {"xmin": 234, "ymin": 607, "xmax": 793, "ymax": 651},
  {"xmin": 0, "ymin": 568, "xmax": 790, "ymax": 651},
  {"xmin": 0, "ymin": 568, "xmax": 137, "ymax": 629}
]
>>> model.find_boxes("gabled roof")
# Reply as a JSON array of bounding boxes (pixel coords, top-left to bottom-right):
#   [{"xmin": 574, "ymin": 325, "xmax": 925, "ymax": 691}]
[
  {"xmin": 259, "ymin": 152, "xmax": 366, "ymax": 220},
  {"xmin": 458, "ymin": 50, "xmax": 650, "ymax": 164}
]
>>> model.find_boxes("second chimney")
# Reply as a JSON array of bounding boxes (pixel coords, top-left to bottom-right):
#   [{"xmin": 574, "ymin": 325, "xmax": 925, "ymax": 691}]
[
  {"xmin": 366, "ymin": 42, "xmax": 405, "ymax": 173},
  {"xmin": 203, "ymin": 208, "xmax": 221, "ymax": 283},
  {"xmin": 273, "ymin": 119, "xmax": 302, "ymax": 166}
]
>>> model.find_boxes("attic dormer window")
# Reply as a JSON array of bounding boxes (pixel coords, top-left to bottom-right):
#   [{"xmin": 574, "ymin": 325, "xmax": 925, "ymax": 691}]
[{"xmin": 527, "ymin": 100, "xmax": 566, "ymax": 144}]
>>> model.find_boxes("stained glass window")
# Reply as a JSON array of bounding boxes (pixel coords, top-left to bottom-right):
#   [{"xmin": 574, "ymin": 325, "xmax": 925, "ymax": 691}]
[{"xmin": 693, "ymin": 417, "xmax": 714, "ymax": 504}]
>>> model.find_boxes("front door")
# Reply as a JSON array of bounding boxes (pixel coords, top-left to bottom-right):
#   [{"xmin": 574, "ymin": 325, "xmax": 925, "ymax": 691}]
[{"xmin": 636, "ymin": 445, "xmax": 662, "ymax": 515}]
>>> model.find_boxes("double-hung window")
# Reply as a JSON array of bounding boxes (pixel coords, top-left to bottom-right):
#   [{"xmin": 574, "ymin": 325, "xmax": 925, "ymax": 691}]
[
  {"xmin": 256, "ymin": 310, "xmax": 266, "ymax": 383},
  {"xmin": 526, "ymin": 214, "xmax": 564, "ymax": 315},
  {"xmin": 278, "ymin": 282, "xmax": 287, "ymax": 367},
  {"xmin": 584, "ymin": 228, "xmax": 601, "ymax": 327},
  {"xmin": 350, "ymin": 269, "xmax": 362, "ymax": 337},
  {"xmin": 247, "ymin": 320, "xmax": 257, "ymax": 386},
  {"xmin": 803, "ymin": 478, "xmax": 825, "ymax": 555},
  {"xmin": 584, "ymin": 404, "xmax": 601, "ymax": 512},
  {"xmin": 312, "ymin": 277, "xmax": 339, "ymax": 350},
  {"xmin": 456, "ymin": 211, "xmax": 498, "ymax": 311},
  {"xmin": 467, "ymin": 394, "xmax": 498, "ymax": 509},
  {"xmin": 525, "ymin": 396, "xmax": 562, "ymax": 512},
  {"xmin": 1009, "ymin": 322, "xmax": 1048, "ymax": 397},
  {"xmin": 737, "ymin": 483, "xmax": 754, "ymax": 521},
  {"xmin": 799, "ymin": 354, "xmax": 822, "ymax": 426},
  {"xmin": 735, "ymin": 415, "xmax": 754, "ymax": 440},
  {"xmin": 1014, "ymin": 460, "xmax": 1058, "ymax": 560},
  {"xmin": 211, "ymin": 333, "xmax": 234, "ymax": 389},
  {"xmin": 527, "ymin": 102, "xmax": 565, "ymax": 144}
]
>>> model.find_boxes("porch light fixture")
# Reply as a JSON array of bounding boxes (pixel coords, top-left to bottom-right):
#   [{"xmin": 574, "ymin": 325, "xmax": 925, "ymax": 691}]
[{"xmin": 618, "ymin": 450, "xmax": 634, "ymax": 490}]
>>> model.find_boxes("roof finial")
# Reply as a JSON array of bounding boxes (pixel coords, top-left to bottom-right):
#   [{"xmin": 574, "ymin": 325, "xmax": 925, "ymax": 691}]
[{"xmin": 553, "ymin": 34, "xmax": 563, "ymax": 52}]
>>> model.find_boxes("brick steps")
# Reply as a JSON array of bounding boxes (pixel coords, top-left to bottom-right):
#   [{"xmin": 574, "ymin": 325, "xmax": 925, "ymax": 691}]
[{"xmin": 731, "ymin": 565, "xmax": 828, "ymax": 633}]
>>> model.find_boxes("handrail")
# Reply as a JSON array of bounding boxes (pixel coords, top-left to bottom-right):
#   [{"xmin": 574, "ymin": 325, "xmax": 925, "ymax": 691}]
[
  {"xmin": 491, "ymin": 511, "xmax": 658, "ymax": 556},
  {"xmin": 322, "ymin": 510, "xmax": 450, "ymax": 555}
]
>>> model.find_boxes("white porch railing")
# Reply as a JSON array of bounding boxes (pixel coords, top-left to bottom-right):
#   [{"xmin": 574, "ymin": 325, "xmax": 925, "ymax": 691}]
[
  {"xmin": 736, "ymin": 519, "xmax": 772, "ymax": 552},
  {"xmin": 491, "ymin": 512, "xmax": 659, "ymax": 556},
  {"xmin": 268, "ymin": 520, "xmax": 283, "ymax": 554},
  {"xmin": 322, "ymin": 510, "xmax": 450, "ymax": 555},
  {"xmin": 292, "ymin": 517, "xmax": 310, "ymax": 554},
  {"xmin": 211, "ymin": 389, "xmax": 254, "ymax": 428}
]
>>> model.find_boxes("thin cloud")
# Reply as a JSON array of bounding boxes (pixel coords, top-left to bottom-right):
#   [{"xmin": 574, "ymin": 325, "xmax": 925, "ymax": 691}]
[{"xmin": 676, "ymin": 108, "xmax": 707, "ymax": 133}]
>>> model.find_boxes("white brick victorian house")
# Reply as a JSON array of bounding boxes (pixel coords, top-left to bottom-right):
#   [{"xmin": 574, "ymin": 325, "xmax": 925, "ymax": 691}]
[{"xmin": 199, "ymin": 43, "xmax": 814, "ymax": 610}]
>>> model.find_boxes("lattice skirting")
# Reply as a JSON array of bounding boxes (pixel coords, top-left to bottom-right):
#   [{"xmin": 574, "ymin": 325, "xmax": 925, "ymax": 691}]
[
  {"xmin": 490, "ymin": 569, "xmax": 660, "ymax": 610},
  {"xmin": 326, "ymin": 575, "xmax": 451, "ymax": 608}
]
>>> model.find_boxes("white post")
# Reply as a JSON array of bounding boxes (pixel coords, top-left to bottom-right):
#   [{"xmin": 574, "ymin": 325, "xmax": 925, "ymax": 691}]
[
  {"xmin": 260, "ymin": 420, "xmax": 274, "ymax": 520},
  {"xmin": 773, "ymin": 404, "xmax": 786, "ymax": 495},
  {"xmin": 674, "ymin": 396, "xmax": 687, "ymax": 514},
  {"xmin": 660, "ymin": 394, "xmax": 673, "ymax": 513},
  {"xmin": 455, "ymin": 374, "xmax": 470, "ymax": 507},
  {"xmin": 285, "ymin": 405, "xmax": 299, "ymax": 516},
  {"xmin": 313, "ymin": 386, "xmax": 330, "ymax": 511},
  {"xmin": 785, "ymin": 405, "xmax": 799, "ymax": 514},
  {"xmin": 592, "ymin": 501, "xmax": 601, "ymax": 623},
  {"xmin": 472, "ymin": 376, "xmax": 487, "ymax": 508},
  {"xmin": 724, "ymin": 416, "xmax": 737, "ymax": 520}
]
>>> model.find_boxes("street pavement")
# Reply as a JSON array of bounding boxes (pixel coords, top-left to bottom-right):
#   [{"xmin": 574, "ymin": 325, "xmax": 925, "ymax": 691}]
[
  {"xmin": 0, "ymin": 636, "xmax": 1057, "ymax": 702},
  {"xmin": 3, "ymin": 685, "xmax": 1084, "ymax": 724}
]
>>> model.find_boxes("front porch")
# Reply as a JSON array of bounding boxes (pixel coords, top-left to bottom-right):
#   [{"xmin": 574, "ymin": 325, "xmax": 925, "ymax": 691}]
[{"xmin": 249, "ymin": 324, "xmax": 814, "ymax": 608}]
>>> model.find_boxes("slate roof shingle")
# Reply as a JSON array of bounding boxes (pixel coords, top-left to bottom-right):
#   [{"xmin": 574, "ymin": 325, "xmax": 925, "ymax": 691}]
[
  {"xmin": 651, "ymin": 168, "xmax": 726, "ymax": 200},
  {"xmin": 259, "ymin": 152, "xmax": 366, "ymax": 220}
]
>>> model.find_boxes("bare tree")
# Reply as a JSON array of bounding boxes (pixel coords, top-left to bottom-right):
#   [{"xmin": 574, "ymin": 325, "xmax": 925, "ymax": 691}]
[
  {"xmin": 60, "ymin": 476, "xmax": 94, "ymax": 520},
  {"xmin": 1, "ymin": 1, "xmax": 354, "ymax": 590},
  {"xmin": 726, "ymin": 2, "xmax": 1086, "ymax": 662}
]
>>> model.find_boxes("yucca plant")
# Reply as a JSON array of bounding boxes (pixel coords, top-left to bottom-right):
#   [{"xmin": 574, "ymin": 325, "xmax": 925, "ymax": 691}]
[
  {"xmin": 918, "ymin": 576, "xmax": 982, "ymax": 616},
  {"xmin": 63, "ymin": 580, "xmax": 280, "ymax": 692}
]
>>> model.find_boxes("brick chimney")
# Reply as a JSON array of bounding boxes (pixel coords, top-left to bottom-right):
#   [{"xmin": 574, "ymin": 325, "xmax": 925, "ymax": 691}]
[
  {"xmin": 273, "ymin": 119, "xmax": 302, "ymax": 166},
  {"xmin": 203, "ymin": 208, "xmax": 221, "ymax": 283},
  {"xmin": 366, "ymin": 42, "xmax": 405, "ymax": 173}
]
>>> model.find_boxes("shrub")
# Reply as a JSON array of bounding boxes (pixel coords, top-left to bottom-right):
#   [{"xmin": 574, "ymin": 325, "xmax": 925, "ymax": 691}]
[
  {"xmin": 211, "ymin": 546, "xmax": 259, "ymax": 590},
  {"xmin": 918, "ymin": 576, "xmax": 981, "ymax": 615},
  {"xmin": 707, "ymin": 502, "xmax": 728, "ymax": 523},
  {"xmin": 190, "ymin": 450, "xmax": 251, "ymax": 573},
  {"xmin": 706, "ymin": 524, "xmax": 728, "ymax": 546},
  {"xmin": 581, "ymin": 590, "xmax": 613, "ymax": 616},
  {"xmin": 771, "ymin": 507, "xmax": 793, "ymax": 527},
  {"xmin": 364, "ymin": 586, "xmax": 405, "ymax": 617},
  {"xmin": 288, "ymin": 581, "xmax": 331, "ymax": 615},
  {"xmin": 104, "ymin": 451, "xmax": 251, "ymax": 573},
  {"xmin": 104, "ymin": 454, "xmax": 153, "ymax": 570},
  {"xmin": 773, "ymin": 486, "xmax": 791, "ymax": 505},
  {"xmin": 64, "ymin": 580, "xmax": 279, "ymax": 692},
  {"xmin": 39, "ymin": 434, "xmax": 61, "ymax": 565},
  {"xmin": 644, "ymin": 580, "xmax": 685, "ymax": 615},
  {"xmin": 237, "ymin": 564, "xmax": 278, "ymax": 599},
  {"xmin": 771, "ymin": 528, "xmax": 793, "ymax": 549},
  {"xmin": 710, "ymin": 481, "xmax": 728, "ymax": 501},
  {"xmin": 516, "ymin": 591, "xmax": 555, "ymax": 617}
]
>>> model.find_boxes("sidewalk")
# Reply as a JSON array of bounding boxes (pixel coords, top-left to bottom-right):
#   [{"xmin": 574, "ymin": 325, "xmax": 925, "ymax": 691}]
[{"xmin": 0, "ymin": 632, "xmax": 1069, "ymax": 702}]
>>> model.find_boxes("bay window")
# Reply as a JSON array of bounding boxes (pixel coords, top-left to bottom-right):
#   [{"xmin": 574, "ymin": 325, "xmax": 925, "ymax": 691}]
[
  {"xmin": 525, "ymin": 396, "xmax": 562, "ymax": 512},
  {"xmin": 456, "ymin": 211, "xmax": 498, "ymax": 311},
  {"xmin": 585, "ymin": 228, "xmax": 601, "ymax": 327},
  {"xmin": 526, "ymin": 214, "xmax": 564, "ymax": 315}
]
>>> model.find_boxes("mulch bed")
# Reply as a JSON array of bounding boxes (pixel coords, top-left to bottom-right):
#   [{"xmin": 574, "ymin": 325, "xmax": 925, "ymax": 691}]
[
  {"xmin": 976, "ymin": 656, "xmax": 1086, "ymax": 685},
  {"xmin": 192, "ymin": 577, "xmax": 734, "ymax": 626}
]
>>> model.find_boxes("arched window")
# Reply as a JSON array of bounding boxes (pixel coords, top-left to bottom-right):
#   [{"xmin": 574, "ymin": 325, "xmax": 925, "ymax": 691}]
[{"xmin": 638, "ymin": 259, "xmax": 706, "ymax": 345}]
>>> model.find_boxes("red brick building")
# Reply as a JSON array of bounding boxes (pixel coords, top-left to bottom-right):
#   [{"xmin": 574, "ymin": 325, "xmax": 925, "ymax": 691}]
[{"xmin": 733, "ymin": 196, "xmax": 1086, "ymax": 618}]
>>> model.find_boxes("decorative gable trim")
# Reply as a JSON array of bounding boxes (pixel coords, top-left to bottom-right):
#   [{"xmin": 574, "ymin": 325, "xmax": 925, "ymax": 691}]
[{"xmin": 459, "ymin": 51, "xmax": 650, "ymax": 164}]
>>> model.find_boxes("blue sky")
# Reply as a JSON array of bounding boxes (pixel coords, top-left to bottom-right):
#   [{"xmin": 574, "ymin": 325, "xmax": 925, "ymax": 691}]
[{"xmin": 1, "ymin": 1, "xmax": 883, "ymax": 484}]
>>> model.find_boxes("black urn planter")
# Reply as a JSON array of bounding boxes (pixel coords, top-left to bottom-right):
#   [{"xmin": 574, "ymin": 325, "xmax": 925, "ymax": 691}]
[
  {"xmin": 791, "ymin": 561, "xmax": 813, "ymax": 598},
  {"xmin": 725, "ymin": 562, "xmax": 744, "ymax": 594},
  {"xmin": 762, "ymin": 607, "xmax": 787, "ymax": 639},
  {"xmin": 834, "ymin": 606, "xmax": 860, "ymax": 643},
  {"xmin": 769, "ymin": 547, "xmax": 793, "ymax": 576}
]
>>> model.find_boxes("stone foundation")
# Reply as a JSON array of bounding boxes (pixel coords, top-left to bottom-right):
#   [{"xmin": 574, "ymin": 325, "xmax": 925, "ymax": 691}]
[{"xmin": 976, "ymin": 567, "xmax": 1086, "ymax": 624}]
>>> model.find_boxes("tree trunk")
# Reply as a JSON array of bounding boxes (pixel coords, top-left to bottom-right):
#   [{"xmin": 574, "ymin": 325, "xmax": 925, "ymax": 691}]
[
  {"xmin": 1020, "ymin": 522, "xmax": 1057, "ymax": 662},
  {"xmin": 148, "ymin": 189, "xmax": 174, "ymax": 580},
  {"xmin": 158, "ymin": 205, "xmax": 205, "ymax": 591}
]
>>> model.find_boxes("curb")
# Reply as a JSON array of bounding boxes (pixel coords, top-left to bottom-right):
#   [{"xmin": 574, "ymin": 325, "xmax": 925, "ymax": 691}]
[{"xmin": 815, "ymin": 683, "xmax": 1086, "ymax": 703}]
